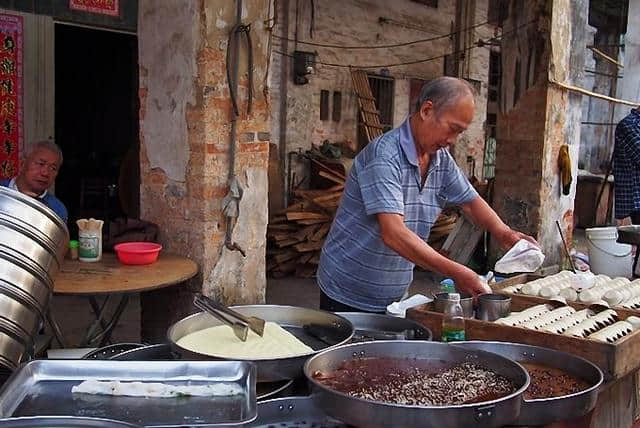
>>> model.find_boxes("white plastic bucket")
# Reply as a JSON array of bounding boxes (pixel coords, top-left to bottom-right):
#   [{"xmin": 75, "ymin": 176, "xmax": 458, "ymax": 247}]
[{"xmin": 585, "ymin": 227, "xmax": 633, "ymax": 278}]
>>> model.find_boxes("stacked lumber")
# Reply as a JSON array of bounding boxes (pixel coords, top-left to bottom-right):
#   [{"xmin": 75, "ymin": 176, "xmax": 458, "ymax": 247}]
[{"xmin": 267, "ymin": 161, "xmax": 346, "ymax": 278}]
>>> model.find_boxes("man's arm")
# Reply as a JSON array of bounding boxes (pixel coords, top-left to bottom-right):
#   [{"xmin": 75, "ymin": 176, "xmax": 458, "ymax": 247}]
[
  {"xmin": 377, "ymin": 213, "xmax": 490, "ymax": 296},
  {"xmin": 461, "ymin": 196, "xmax": 538, "ymax": 249}
]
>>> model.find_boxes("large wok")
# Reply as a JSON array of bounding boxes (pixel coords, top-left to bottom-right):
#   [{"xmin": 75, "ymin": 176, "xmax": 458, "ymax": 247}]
[
  {"xmin": 167, "ymin": 304, "xmax": 354, "ymax": 382},
  {"xmin": 304, "ymin": 340, "xmax": 529, "ymax": 428},
  {"xmin": 456, "ymin": 341, "xmax": 603, "ymax": 426}
]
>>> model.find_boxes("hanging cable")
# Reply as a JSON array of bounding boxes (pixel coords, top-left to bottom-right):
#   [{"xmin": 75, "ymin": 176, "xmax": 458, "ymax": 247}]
[
  {"xmin": 272, "ymin": 20, "xmax": 489, "ymax": 50},
  {"xmin": 273, "ymin": 19, "xmax": 536, "ymax": 69},
  {"xmin": 226, "ymin": 23, "xmax": 254, "ymax": 117}
]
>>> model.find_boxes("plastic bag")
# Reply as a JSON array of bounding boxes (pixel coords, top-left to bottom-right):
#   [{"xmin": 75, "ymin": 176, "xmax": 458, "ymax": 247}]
[{"xmin": 494, "ymin": 239, "xmax": 545, "ymax": 274}]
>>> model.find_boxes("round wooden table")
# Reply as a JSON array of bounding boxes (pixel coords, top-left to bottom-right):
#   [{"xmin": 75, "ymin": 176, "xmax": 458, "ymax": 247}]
[{"xmin": 51, "ymin": 253, "xmax": 198, "ymax": 347}]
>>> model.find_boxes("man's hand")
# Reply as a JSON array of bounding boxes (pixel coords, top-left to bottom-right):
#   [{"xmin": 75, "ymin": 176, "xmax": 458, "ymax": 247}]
[
  {"xmin": 451, "ymin": 267, "xmax": 491, "ymax": 297},
  {"xmin": 496, "ymin": 227, "xmax": 539, "ymax": 251}
]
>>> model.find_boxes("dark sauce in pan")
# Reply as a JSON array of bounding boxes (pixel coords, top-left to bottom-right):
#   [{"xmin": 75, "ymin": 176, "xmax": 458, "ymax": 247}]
[
  {"xmin": 520, "ymin": 362, "xmax": 590, "ymax": 400},
  {"xmin": 313, "ymin": 357, "xmax": 515, "ymax": 406}
]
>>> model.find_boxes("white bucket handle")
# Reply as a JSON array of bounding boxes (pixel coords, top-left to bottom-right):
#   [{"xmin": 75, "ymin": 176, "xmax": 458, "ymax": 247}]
[{"xmin": 586, "ymin": 235, "xmax": 633, "ymax": 258}]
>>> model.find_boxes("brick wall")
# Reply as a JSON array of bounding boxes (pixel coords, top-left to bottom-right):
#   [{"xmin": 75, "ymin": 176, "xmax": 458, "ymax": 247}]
[{"xmin": 138, "ymin": 0, "xmax": 270, "ymax": 341}]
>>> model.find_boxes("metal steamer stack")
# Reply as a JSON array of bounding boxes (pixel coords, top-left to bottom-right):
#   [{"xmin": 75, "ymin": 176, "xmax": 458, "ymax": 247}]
[{"xmin": 0, "ymin": 187, "xmax": 69, "ymax": 370}]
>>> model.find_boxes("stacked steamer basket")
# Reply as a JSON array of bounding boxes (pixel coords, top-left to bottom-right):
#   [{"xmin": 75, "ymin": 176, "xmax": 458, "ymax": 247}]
[{"xmin": 0, "ymin": 187, "xmax": 69, "ymax": 370}]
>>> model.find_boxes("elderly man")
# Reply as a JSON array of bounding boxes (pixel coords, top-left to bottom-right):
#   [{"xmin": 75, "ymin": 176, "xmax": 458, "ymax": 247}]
[
  {"xmin": 0, "ymin": 140, "xmax": 67, "ymax": 222},
  {"xmin": 613, "ymin": 107, "xmax": 640, "ymax": 224},
  {"xmin": 318, "ymin": 77, "xmax": 537, "ymax": 313}
]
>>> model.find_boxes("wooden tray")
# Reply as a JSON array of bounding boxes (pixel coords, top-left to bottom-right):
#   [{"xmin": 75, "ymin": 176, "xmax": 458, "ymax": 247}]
[
  {"xmin": 407, "ymin": 299, "xmax": 640, "ymax": 381},
  {"xmin": 491, "ymin": 273, "xmax": 640, "ymax": 318}
]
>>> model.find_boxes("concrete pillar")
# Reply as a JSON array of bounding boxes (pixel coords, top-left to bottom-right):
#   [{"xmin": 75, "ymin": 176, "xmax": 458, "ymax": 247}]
[
  {"xmin": 492, "ymin": 0, "xmax": 587, "ymax": 265},
  {"xmin": 137, "ymin": 0, "xmax": 270, "ymax": 341}
]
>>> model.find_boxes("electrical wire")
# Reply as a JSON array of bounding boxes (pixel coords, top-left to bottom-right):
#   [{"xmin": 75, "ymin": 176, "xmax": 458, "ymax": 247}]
[
  {"xmin": 273, "ymin": 19, "xmax": 537, "ymax": 69},
  {"xmin": 272, "ymin": 19, "xmax": 490, "ymax": 50}
]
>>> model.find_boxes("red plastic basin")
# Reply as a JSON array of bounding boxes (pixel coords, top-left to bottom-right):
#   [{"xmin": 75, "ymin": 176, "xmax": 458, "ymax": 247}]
[{"xmin": 114, "ymin": 242, "xmax": 163, "ymax": 265}]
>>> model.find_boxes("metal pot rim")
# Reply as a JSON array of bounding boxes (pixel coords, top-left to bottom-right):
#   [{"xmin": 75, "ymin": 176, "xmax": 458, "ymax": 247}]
[
  {"xmin": 304, "ymin": 340, "xmax": 530, "ymax": 410},
  {"xmin": 454, "ymin": 341, "xmax": 604, "ymax": 403},
  {"xmin": 0, "ymin": 187, "xmax": 68, "ymax": 231},
  {"xmin": 167, "ymin": 305, "xmax": 355, "ymax": 361}
]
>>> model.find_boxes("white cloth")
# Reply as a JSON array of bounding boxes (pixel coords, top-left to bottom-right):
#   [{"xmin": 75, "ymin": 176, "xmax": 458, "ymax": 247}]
[{"xmin": 495, "ymin": 239, "xmax": 545, "ymax": 274}]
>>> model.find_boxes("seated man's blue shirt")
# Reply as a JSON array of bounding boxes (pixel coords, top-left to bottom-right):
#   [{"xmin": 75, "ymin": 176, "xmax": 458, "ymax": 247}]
[
  {"xmin": 317, "ymin": 119, "xmax": 478, "ymax": 312},
  {"xmin": 0, "ymin": 178, "xmax": 68, "ymax": 222}
]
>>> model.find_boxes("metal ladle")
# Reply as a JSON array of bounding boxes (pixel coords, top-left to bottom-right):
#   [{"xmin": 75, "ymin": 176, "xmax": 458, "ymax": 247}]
[{"xmin": 193, "ymin": 294, "xmax": 265, "ymax": 341}]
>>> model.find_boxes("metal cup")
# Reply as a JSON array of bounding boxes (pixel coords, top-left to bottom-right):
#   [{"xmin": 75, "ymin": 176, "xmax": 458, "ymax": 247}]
[
  {"xmin": 433, "ymin": 292, "xmax": 474, "ymax": 318},
  {"xmin": 477, "ymin": 294, "xmax": 511, "ymax": 321}
]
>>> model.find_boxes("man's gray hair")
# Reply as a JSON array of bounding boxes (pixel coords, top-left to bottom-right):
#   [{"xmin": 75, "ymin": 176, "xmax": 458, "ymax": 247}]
[
  {"xmin": 24, "ymin": 140, "xmax": 63, "ymax": 165},
  {"xmin": 415, "ymin": 77, "xmax": 475, "ymax": 114}
]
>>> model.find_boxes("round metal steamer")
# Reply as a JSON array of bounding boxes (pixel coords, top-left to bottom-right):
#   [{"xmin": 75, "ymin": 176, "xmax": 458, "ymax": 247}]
[
  {"xmin": 0, "ymin": 187, "xmax": 69, "ymax": 265},
  {"xmin": 0, "ymin": 223, "xmax": 60, "ymax": 278},
  {"xmin": 167, "ymin": 305, "xmax": 354, "ymax": 382},
  {"xmin": 0, "ymin": 256, "xmax": 52, "ymax": 317},
  {"xmin": 456, "ymin": 341, "xmax": 603, "ymax": 426},
  {"xmin": 0, "ymin": 293, "xmax": 41, "ymax": 344},
  {"xmin": 0, "ymin": 330, "xmax": 26, "ymax": 370},
  {"xmin": 304, "ymin": 341, "xmax": 530, "ymax": 428}
]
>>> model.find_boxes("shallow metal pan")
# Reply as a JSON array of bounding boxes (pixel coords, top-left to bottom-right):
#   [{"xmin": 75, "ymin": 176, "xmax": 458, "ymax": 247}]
[
  {"xmin": 304, "ymin": 340, "xmax": 529, "ymax": 428},
  {"xmin": 168, "ymin": 305, "xmax": 354, "ymax": 382},
  {"xmin": 456, "ymin": 341, "xmax": 603, "ymax": 426},
  {"xmin": 336, "ymin": 312, "xmax": 432, "ymax": 341},
  {"xmin": 0, "ymin": 359, "xmax": 257, "ymax": 427}
]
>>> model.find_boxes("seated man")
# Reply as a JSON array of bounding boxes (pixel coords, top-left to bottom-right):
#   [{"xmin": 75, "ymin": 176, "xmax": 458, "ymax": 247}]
[{"xmin": 0, "ymin": 140, "xmax": 67, "ymax": 222}]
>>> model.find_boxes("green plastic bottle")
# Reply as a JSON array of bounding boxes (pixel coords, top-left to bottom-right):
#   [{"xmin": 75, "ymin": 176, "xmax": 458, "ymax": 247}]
[{"xmin": 441, "ymin": 293, "xmax": 466, "ymax": 343}]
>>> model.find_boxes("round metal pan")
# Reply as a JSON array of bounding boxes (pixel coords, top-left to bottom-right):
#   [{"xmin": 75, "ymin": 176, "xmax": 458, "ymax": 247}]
[
  {"xmin": 0, "ymin": 256, "xmax": 52, "ymax": 317},
  {"xmin": 0, "ymin": 223, "xmax": 60, "ymax": 278},
  {"xmin": 248, "ymin": 396, "xmax": 348, "ymax": 427},
  {"xmin": 304, "ymin": 340, "xmax": 529, "ymax": 428},
  {"xmin": 455, "ymin": 341, "xmax": 603, "ymax": 426},
  {"xmin": 109, "ymin": 343, "xmax": 176, "ymax": 361},
  {"xmin": 167, "ymin": 305, "xmax": 354, "ymax": 382},
  {"xmin": 336, "ymin": 312, "xmax": 432, "ymax": 341},
  {"xmin": 82, "ymin": 343, "xmax": 145, "ymax": 360}
]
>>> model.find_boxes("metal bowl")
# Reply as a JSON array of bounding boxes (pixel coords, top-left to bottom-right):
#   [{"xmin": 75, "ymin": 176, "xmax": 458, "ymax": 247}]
[
  {"xmin": 0, "ymin": 256, "xmax": 52, "ymax": 317},
  {"xmin": 336, "ymin": 312, "xmax": 432, "ymax": 341},
  {"xmin": 0, "ymin": 330, "xmax": 26, "ymax": 370},
  {"xmin": 304, "ymin": 340, "xmax": 529, "ymax": 428},
  {"xmin": 0, "ymin": 223, "xmax": 60, "ymax": 278},
  {"xmin": 455, "ymin": 341, "xmax": 603, "ymax": 426},
  {"xmin": 167, "ymin": 305, "xmax": 354, "ymax": 382},
  {"xmin": 0, "ymin": 187, "xmax": 69, "ymax": 265}
]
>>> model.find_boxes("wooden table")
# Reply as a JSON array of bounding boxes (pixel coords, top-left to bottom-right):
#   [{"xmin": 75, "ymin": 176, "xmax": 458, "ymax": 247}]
[{"xmin": 52, "ymin": 253, "xmax": 198, "ymax": 347}]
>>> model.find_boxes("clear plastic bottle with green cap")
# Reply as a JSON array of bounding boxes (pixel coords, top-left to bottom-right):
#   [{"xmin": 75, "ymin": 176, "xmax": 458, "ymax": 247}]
[
  {"xmin": 441, "ymin": 293, "xmax": 465, "ymax": 342},
  {"xmin": 440, "ymin": 278, "xmax": 456, "ymax": 293}
]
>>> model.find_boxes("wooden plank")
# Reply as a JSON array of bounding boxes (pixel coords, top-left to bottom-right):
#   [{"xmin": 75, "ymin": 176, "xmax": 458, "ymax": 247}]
[
  {"xmin": 439, "ymin": 215, "xmax": 483, "ymax": 265},
  {"xmin": 312, "ymin": 191, "xmax": 343, "ymax": 204},
  {"xmin": 297, "ymin": 219, "xmax": 329, "ymax": 225},
  {"xmin": 286, "ymin": 211, "xmax": 330, "ymax": 221},
  {"xmin": 298, "ymin": 252, "xmax": 315, "ymax": 264},
  {"xmin": 294, "ymin": 240, "xmax": 325, "ymax": 253},
  {"xmin": 273, "ymin": 251, "xmax": 298, "ymax": 264},
  {"xmin": 318, "ymin": 170, "xmax": 345, "ymax": 185},
  {"xmin": 310, "ymin": 223, "xmax": 331, "ymax": 242},
  {"xmin": 293, "ymin": 224, "xmax": 320, "ymax": 241},
  {"xmin": 275, "ymin": 238, "xmax": 302, "ymax": 248}
]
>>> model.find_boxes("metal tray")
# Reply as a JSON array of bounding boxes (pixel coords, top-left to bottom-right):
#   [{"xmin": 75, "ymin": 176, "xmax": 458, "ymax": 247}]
[{"xmin": 0, "ymin": 360, "xmax": 257, "ymax": 427}]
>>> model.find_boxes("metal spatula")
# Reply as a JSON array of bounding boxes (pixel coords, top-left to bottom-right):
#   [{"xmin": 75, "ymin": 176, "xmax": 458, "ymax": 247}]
[
  {"xmin": 194, "ymin": 294, "xmax": 249, "ymax": 341},
  {"xmin": 194, "ymin": 293, "xmax": 265, "ymax": 338}
]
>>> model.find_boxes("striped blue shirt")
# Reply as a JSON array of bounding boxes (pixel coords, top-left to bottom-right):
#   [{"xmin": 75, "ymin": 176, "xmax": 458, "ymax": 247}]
[
  {"xmin": 317, "ymin": 119, "xmax": 478, "ymax": 312},
  {"xmin": 613, "ymin": 109, "xmax": 640, "ymax": 219}
]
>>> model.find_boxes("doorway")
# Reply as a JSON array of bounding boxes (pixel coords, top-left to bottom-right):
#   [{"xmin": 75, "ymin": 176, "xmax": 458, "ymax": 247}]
[{"xmin": 54, "ymin": 23, "xmax": 139, "ymax": 235}]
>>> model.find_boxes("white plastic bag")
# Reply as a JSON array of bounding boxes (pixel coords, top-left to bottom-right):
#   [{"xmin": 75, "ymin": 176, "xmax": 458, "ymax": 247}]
[{"xmin": 494, "ymin": 239, "xmax": 545, "ymax": 274}]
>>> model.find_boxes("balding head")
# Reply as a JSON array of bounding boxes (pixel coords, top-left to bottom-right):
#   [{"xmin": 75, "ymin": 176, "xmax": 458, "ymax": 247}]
[{"xmin": 415, "ymin": 77, "xmax": 475, "ymax": 115}]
